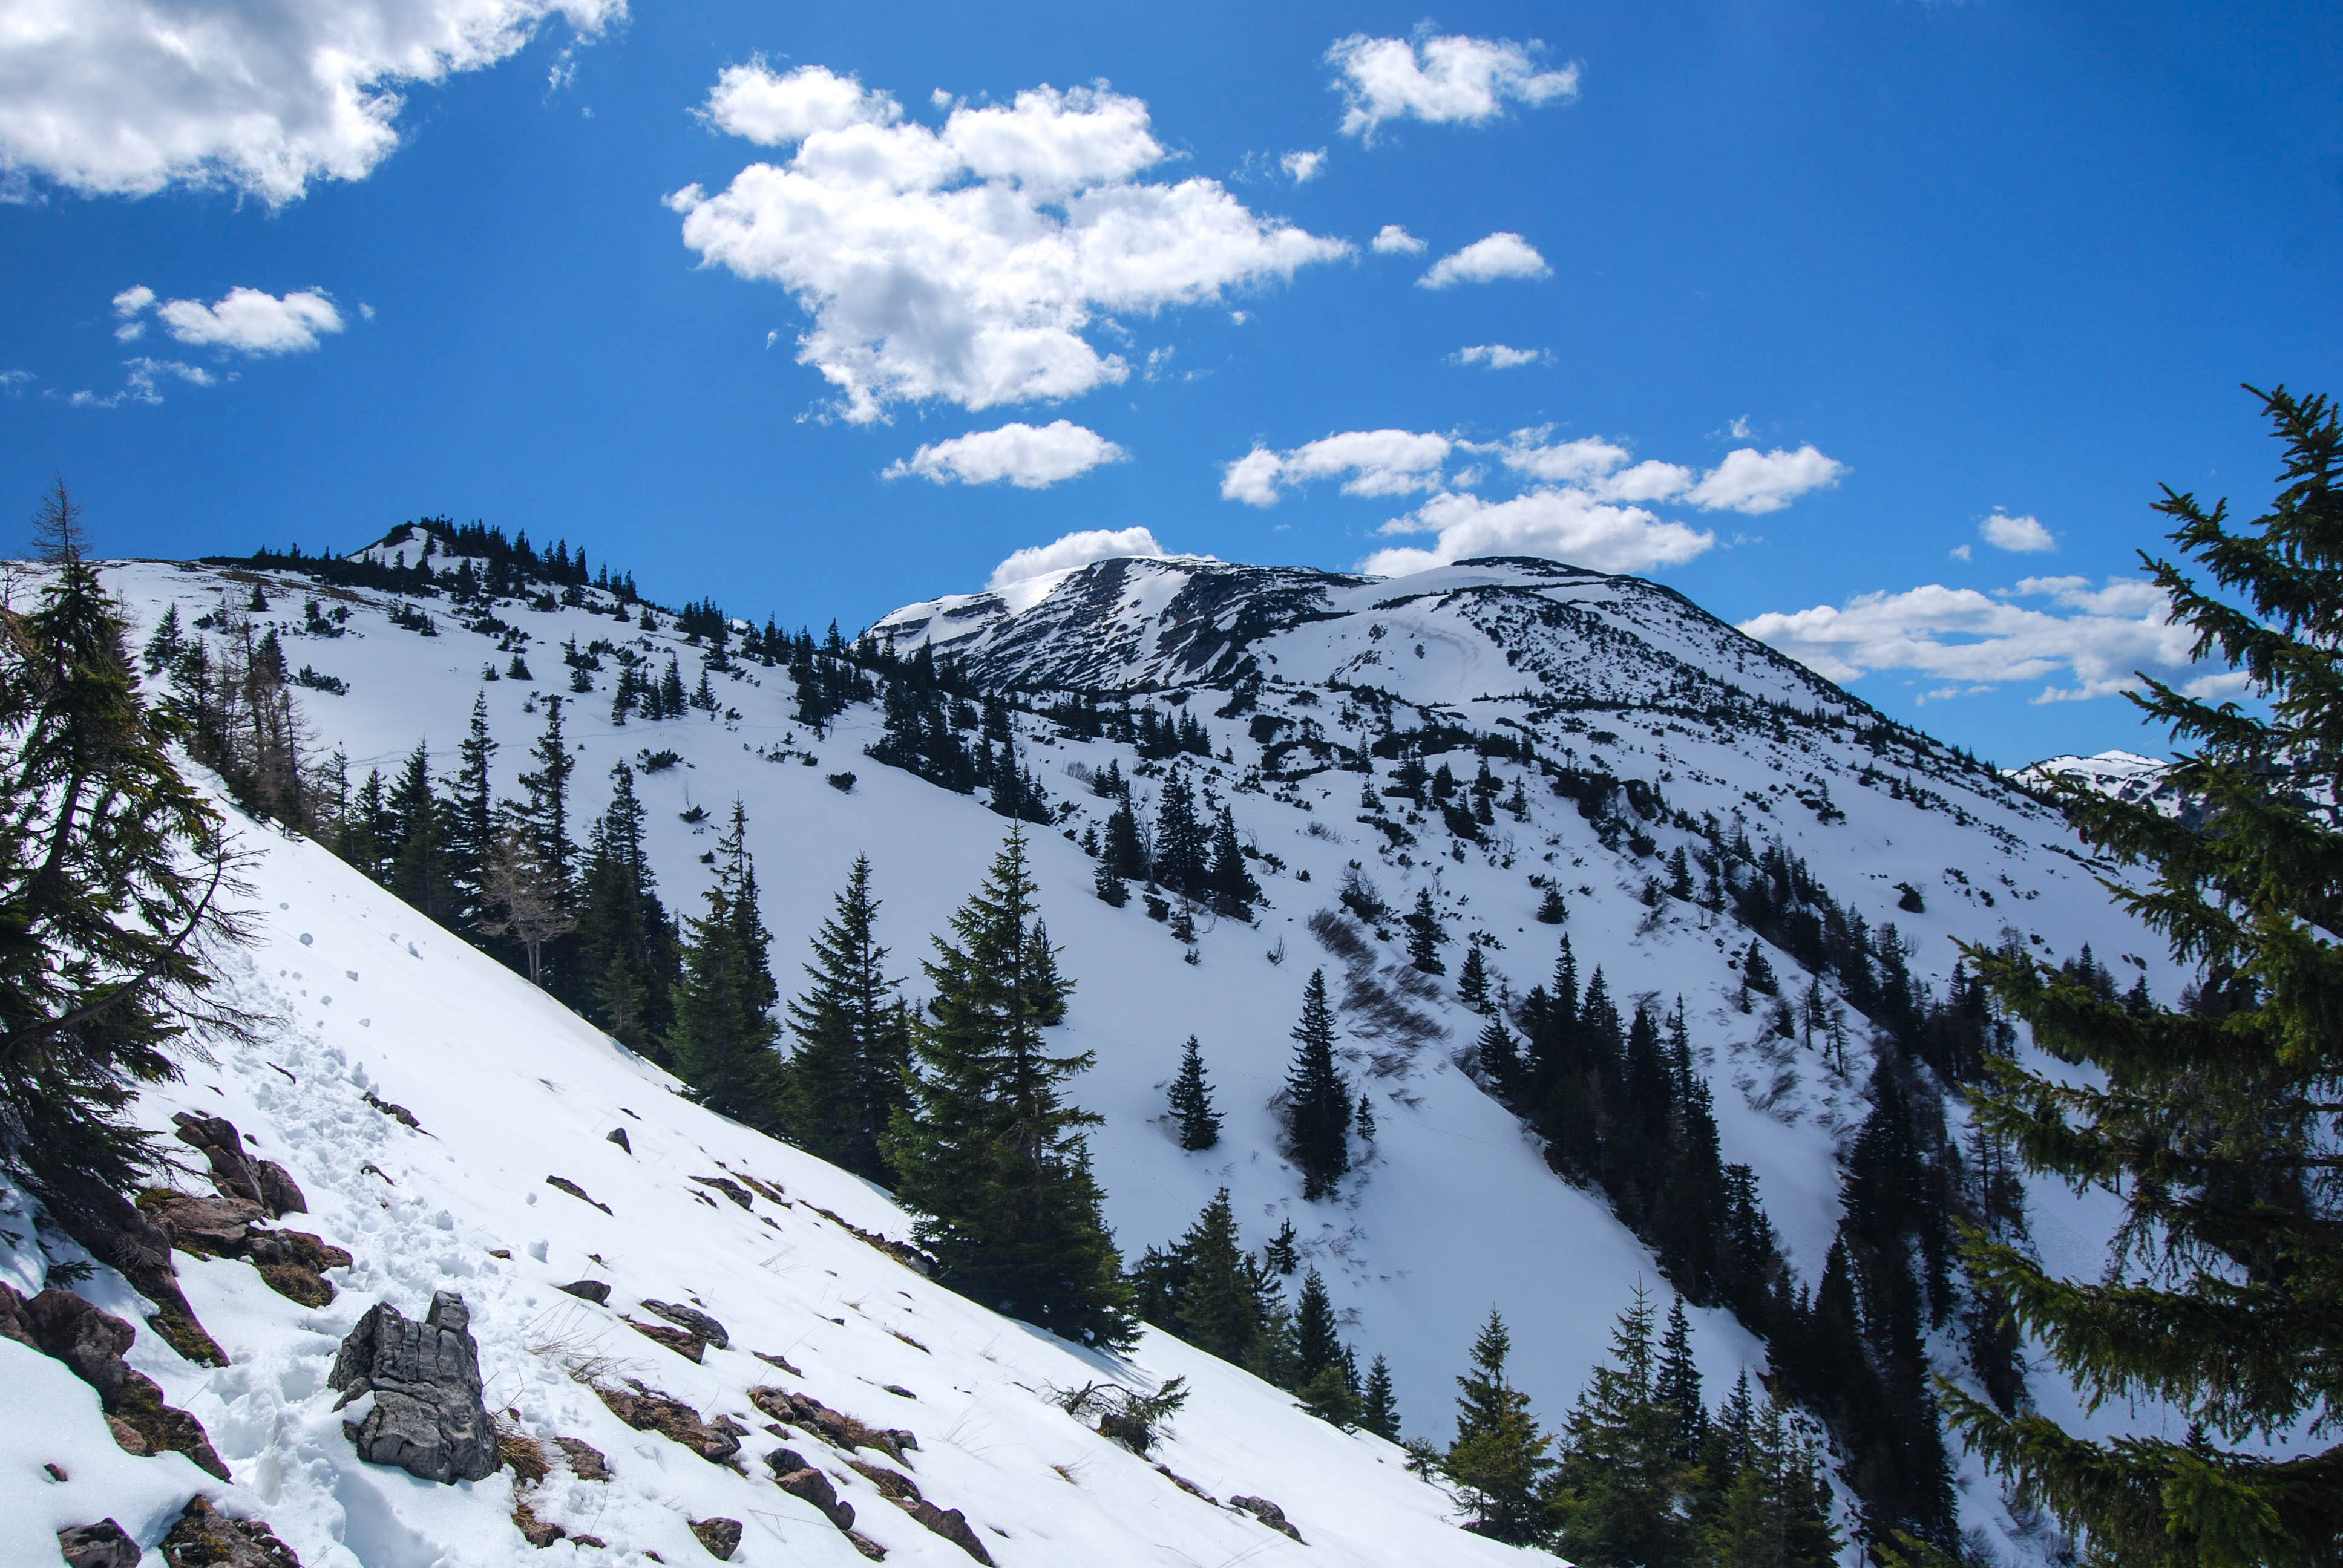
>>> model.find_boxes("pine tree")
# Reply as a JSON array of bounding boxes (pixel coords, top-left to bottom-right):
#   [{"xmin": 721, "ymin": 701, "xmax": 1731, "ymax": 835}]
[
  {"xmin": 666, "ymin": 801, "xmax": 785, "ymax": 1130},
  {"xmin": 1153, "ymin": 771, "xmax": 1207, "ymax": 898},
  {"xmin": 1656, "ymin": 1296, "xmax": 1708, "ymax": 1465},
  {"xmin": 1296, "ymin": 1268, "xmax": 1360, "ymax": 1426},
  {"xmin": 1446, "ymin": 1308, "xmax": 1553, "ymax": 1545},
  {"xmin": 1458, "ymin": 943, "xmax": 1492, "ymax": 1013},
  {"xmin": 1207, "ymin": 806, "xmax": 1258, "ymax": 919},
  {"xmin": 1536, "ymin": 884, "xmax": 1568, "ymax": 924},
  {"xmin": 1263, "ymin": 1217, "xmax": 1299, "ymax": 1276},
  {"xmin": 782, "ymin": 855, "xmax": 909, "ymax": 1184},
  {"xmin": 1102, "ymin": 794, "xmax": 1148, "ymax": 883},
  {"xmin": 446, "ymin": 693, "xmax": 497, "ymax": 933},
  {"xmin": 0, "ymin": 518, "xmax": 253, "ymax": 1284},
  {"xmin": 890, "ymin": 831, "xmax": 1135, "ymax": 1346},
  {"xmin": 1548, "ymin": 1290, "xmax": 1695, "ymax": 1568},
  {"xmin": 385, "ymin": 742, "xmax": 453, "ymax": 923},
  {"xmin": 1283, "ymin": 969, "xmax": 1352, "ymax": 1200},
  {"xmin": 1951, "ymin": 387, "xmax": 2343, "ymax": 1566},
  {"xmin": 1697, "ymin": 1385, "xmax": 1840, "ymax": 1568},
  {"xmin": 1168, "ymin": 1034, "xmax": 1221, "ymax": 1150},
  {"xmin": 1404, "ymin": 887, "xmax": 1447, "ymax": 973},
  {"xmin": 574, "ymin": 763, "xmax": 678, "ymax": 1056},
  {"xmin": 1362, "ymin": 1354, "xmax": 1402, "ymax": 1441}
]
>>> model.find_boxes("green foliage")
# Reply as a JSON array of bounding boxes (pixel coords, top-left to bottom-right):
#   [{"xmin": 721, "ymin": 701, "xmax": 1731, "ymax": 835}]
[
  {"xmin": 1168, "ymin": 1034, "xmax": 1220, "ymax": 1151},
  {"xmin": 1282, "ymin": 969, "xmax": 1352, "ymax": 1200},
  {"xmin": 781, "ymin": 854, "xmax": 909, "ymax": 1184},
  {"xmin": 574, "ymin": 763, "xmax": 679, "ymax": 1057},
  {"xmin": 1404, "ymin": 887, "xmax": 1447, "ymax": 973},
  {"xmin": 1362, "ymin": 1353, "xmax": 1402, "ymax": 1441},
  {"xmin": 667, "ymin": 801, "xmax": 785, "ymax": 1130},
  {"xmin": 1445, "ymin": 1308, "xmax": 1553, "ymax": 1545},
  {"xmin": 890, "ymin": 831, "xmax": 1134, "ymax": 1347},
  {"xmin": 1952, "ymin": 386, "xmax": 2343, "ymax": 1566}
]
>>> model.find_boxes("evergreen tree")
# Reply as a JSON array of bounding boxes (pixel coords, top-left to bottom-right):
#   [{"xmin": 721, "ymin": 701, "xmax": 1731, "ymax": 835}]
[
  {"xmin": 1296, "ymin": 1268, "xmax": 1360, "ymax": 1426},
  {"xmin": 1446, "ymin": 1309, "xmax": 1553, "ymax": 1545},
  {"xmin": 574, "ymin": 763, "xmax": 678, "ymax": 1057},
  {"xmin": 1362, "ymin": 1354, "xmax": 1402, "ymax": 1442},
  {"xmin": 0, "ymin": 517, "xmax": 252, "ymax": 1278},
  {"xmin": 385, "ymin": 742, "xmax": 453, "ymax": 923},
  {"xmin": 1656, "ymin": 1296, "xmax": 1708, "ymax": 1464},
  {"xmin": 666, "ymin": 801, "xmax": 785, "ymax": 1130},
  {"xmin": 1951, "ymin": 387, "xmax": 2343, "ymax": 1566},
  {"xmin": 1404, "ymin": 887, "xmax": 1447, "ymax": 973},
  {"xmin": 1283, "ymin": 969, "xmax": 1352, "ymax": 1200},
  {"xmin": 1101, "ymin": 794, "xmax": 1148, "ymax": 883},
  {"xmin": 1207, "ymin": 806, "xmax": 1258, "ymax": 919},
  {"xmin": 782, "ymin": 855, "xmax": 909, "ymax": 1184},
  {"xmin": 1153, "ymin": 771, "xmax": 1207, "ymax": 898},
  {"xmin": 513, "ymin": 694, "xmax": 575, "ymax": 909},
  {"xmin": 1263, "ymin": 1217, "xmax": 1299, "ymax": 1275},
  {"xmin": 1457, "ymin": 943, "xmax": 1492, "ymax": 1013},
  {"xmin": 1696, "ymin": 1383, "xmax": 1840, "ymax": 1568},
  {"xmin": 890, "ymin": 831, "xmax": 1135, "ymax": 1346},
  {"xmin": 1548, "ymin": 1290, "xmax": 1694, "ymax": 1568},
  {"xmin": 446, "ymin": 693, "xmax": 497, "ymax": 933},
  {"xmin": 1536, "ymin": 884, "xmax": 1568, "ymax": 924},
  {"xmin": 1168, "ymin": 1034, "xmax": 1221, "ymax": 1150}
]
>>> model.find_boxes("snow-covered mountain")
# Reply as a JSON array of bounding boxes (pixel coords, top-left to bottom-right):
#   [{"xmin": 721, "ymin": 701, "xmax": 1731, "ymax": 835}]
[
  {"xmin": 2010, "ymin": 749, "xmax": 2189, "ymax": 817},
  {"xmin": 31, "ymin": 539, "xmax": 2198, "ymax": 1560}
]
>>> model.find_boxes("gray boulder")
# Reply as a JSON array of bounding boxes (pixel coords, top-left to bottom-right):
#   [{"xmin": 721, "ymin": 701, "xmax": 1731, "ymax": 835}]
[
  {"xmin": 328, "ymin": 1291, "xmax": 496, "ymax": 1483},
  {"xmin": 640, "ymin": 1298, "xmax": 728, "ymax": 1350},
  {"xmin": 57, "ymin": 1520, "xmax": 139, "ymax": 1568}
]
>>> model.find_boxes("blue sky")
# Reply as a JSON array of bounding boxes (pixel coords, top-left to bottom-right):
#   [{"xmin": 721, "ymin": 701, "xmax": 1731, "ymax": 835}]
[{"xmin": 3, "ymin": 1, "xmax": 2338, "ymax": 765}]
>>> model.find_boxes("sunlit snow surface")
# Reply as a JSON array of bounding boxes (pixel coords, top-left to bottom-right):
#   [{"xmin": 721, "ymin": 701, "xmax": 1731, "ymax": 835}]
[{"xmin": 4, "ymin": 554, "xmax": 2211, "ymax": 1560}]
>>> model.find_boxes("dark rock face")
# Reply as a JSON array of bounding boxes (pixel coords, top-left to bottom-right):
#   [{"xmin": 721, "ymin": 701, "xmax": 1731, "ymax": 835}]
[
  {"xmin": 554, "ymin": 1278, "xmax": 611, "ymax": 1304},
  {"xmin": 774, "ymin": 1466, "xmax": 855, "ymax": 1533},
  {"xmin": 606, "ymin": 1127, "xmax": 632, "ymax": 1154},
  {"xmin": 594, "ymin": 1382, "xmax": 746, "ymax": 1463},
  {"xmin": 254, "ymin": 1161, "xmax": 307, "ymax": 1217},
  {"xmin": 4, "ymin": 1283, "xmax": 229, "ymax": 1478},
  {"xmin": 747, "ymin": 1385, "xmax": 914, "ymax": 1463},
  {"xmin": 57, "ymin": 1519, "xmax": 140, "ymax": 1568},
  {"xmin": 328, "ymin": 1291, "xmax": 496, "ymax": 1483},
  {"xmin": 1230, "ymin": 1496, "xmax": 1303, "ymax": 1542},
  {"xmin": 688, "ymin": 1517, "xmax": 742, "ymax": 1560},
  {"xmin": 639, "ymin": 1299, "xmax": 727, "ymax": 1349},
  {"xmin": 906, "ymin": 1502, "xmax": 994, "ymax": 1565},
  {"xmin": 624, "ymin": 1318, "xmax": 705, "ymax": 1362},
  {"xmin": 158, "ymin": 1496, "xmax": 303, "ymax": 1567},
  {"xmin": 139, "ymin": 1191, "xmax": 266, "ymax": 1256}
]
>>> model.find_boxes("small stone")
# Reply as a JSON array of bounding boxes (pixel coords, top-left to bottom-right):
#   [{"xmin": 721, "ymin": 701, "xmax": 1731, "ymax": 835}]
[
  {"xmin": 606, "ymin": 1128, "xmax": 632, "ymax": 1154},
  {"xmin": 555, "ymin": 1279, "xmax": 611, "ymax": 1304},
  {"xmin": 554, "ymin": 1436, "xmax": 611, "ymax": 1481},
  {"xmin": 764, "ymin": 1446, "xmax": 810, "ymax": 1477},
  {"xmin": 906, "ymin": 1501, "xmax": 995, "ymax": 1566},
  {"xmin": 624, "ymin": 1318, "xmax": 704, "ymax": 1362},
  {"xmin": 45, "ymin": 1461, "xmax": 68, "ymax": 1481},
  {"xmin": 545, "ymin": 1176, "xmax": 611, "ymax": 1214},
  {"xmin": 751, "ymin": 1349, "xmax": 802, "ymax": 1376},
  {"xmin": 639, "ymin": 1299, "xmax": 728, "ymax": 1349},
  {"xmin": 1230, "ymin": 1495, "xmax": 1303, "ymax": 1542},
  {"xmin": 569, "ymin": 1536, "xmax": 607, "ymax": 1550},
  {"xmin": 512, "ymin": 1503, "xmax": 567, "ymax": 1549},
  {"xmin": 845, "ymin": 1532, "xmax": 888, "ymax": 1561},
  {"xmin": 688, "ymin": 1517, "xmax": 743, "ymax": 1560},
  {"xmin": 883, "ymin": 1385, "xmax": 914, "ymax": 1399},
  {"xmin": 57, "ymin": 1520, "xmax": 140, "ymax": 1568}
]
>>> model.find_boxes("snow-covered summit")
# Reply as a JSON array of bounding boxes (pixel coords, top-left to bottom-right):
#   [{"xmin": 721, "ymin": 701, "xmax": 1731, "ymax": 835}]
[{"xmin": 2010, "ymin": 749, "xmax": 2187, "ymax": 817}]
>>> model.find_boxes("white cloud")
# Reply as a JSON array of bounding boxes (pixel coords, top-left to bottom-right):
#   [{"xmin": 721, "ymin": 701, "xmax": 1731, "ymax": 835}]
[
  {"xmin": 1281, "ymin": 148, "xmax": 1326, "ymax": 183},
  {"xmin": 1328, "ymin": 32, "xmax": 1579, "ymax": 140},
  {"xmin": 1739, "ymin": 575, "xmax": 2204, "ymax": 702},
  {"xmin": 137, "ymin": 287, "xmax": 345, "ymax": 355},
  {"xmin": 673, "ymin": 71, "xmax": 1348, "ymax": 423},
  {"xmin": 1682, "ymin": 444, "xmax": 1845, "ymax": 514},
  {"xmin": 1222, "ymin": 428, "xmax": 1455, "ymax": 506},
  {"xmin": 885, "ymin": 419, "xmax": 1127, "ymax": 488},
  {"xmin": 1949, "ymin": 543, "xmax": 1972, "ymax": 561},
  {"xmin": 1419, "ymin": 231, "xmax": 1549, "ymax": 289},
  {"xmin": 0, "ymin": 0, "xmax": 623, "ymax": 205},
  {"xmin": 1371, "ymin": 224, "xmax": 1426, "ymax": 255},
  {"xmin": 1981, "ymin": 509, "xmax": 2056, "ymax": 552},
  {"xmin": 112, "ymin": 284, "xmax": 155, "ymax": 340},
  {"xmin": 1364, "ymin": 488, "xmax": 1712, "ymax": 577},
  {"xmin": 70, "ymin": 356, "xmax": 219, "ymax": 408},
  {"xmin": 987, "ymin": 526, "xmax": 1170, "ymax": 592},
  {"xmin": 1453, "ymin": 343, "xmax": 1547, "ymax": 369}
]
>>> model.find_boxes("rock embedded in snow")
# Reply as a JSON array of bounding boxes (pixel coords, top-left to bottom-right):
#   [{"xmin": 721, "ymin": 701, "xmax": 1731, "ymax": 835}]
[
  {"xmin": 554, "ymin": 1278, "xmax": 611, "ymax": 1304},
  {"xmin": 640, "ymin": 1298, "xmax": 729, "ymax": 1348},
  {"xmin": 773, "ymin": 1465, "xmax": 856, "ymax": 1533},
  {"xmin": 157, "ymin": 1495, "xmax": 302, "ymax": 1567},
  {"xmin": 593, "ymin": 1381, "xmax": 747, "ymax": 1463},
  {"xmin": 139, "ymin": 1190, "xmax": 266, "ymax": 1256},
  {"xmin": 624, "ymin": 1315, "xmax": 707, "ymax": 1362},
  {"xmin": 327, "ymin": 1290, "xmax": 497, "ymax": 1483},
  {"xmin": 606, "ymin": 1126, "xmax": 632, "ymax": 1153},
  {"xmin": 56, "ymin": 1518, "xmax": 140, "ymax": 1568},
  {"xmin": 552, "ymin": 1434, "xmax": 611, "ymax": 1480},
  {"xmin": 1231, "ymin": 1494, "xmax": 1304, "ymax": 1541},
  {"xmin": 6, "ymin": 1282, "xmax": 229, "ymax": 1478},
  {"xmin": 688, "ymin": 1516, "xmax": 743, "ymax": 1560},
  {"xmin": 169, "ymin": 1109, "xmax": 307, "ymax": 1218}
]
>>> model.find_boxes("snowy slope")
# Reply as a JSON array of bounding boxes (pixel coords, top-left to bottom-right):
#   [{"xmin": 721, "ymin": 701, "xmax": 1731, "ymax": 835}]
[
  {"xmin": 6, "ymin": 790, "xmax": 1533, "ymax": 1568},
  {"xmin": 74, "ymin": 549, "xmax": 2203, "ymax": 1556},
  {"xmin": 2010, "ymin": 749, "xmax": 2189, "ymax": 818}
]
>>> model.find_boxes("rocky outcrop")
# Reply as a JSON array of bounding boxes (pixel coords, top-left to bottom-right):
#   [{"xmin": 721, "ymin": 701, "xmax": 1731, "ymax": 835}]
[
  {"xmin": 594, "ymin": 1382, "xmax": 746, "ymax": 1464},
  {"xmin": 554, "ymin": 1278, "xmax": 611, "ymax": 1304},
  {"xmin": 3, "ymin": 1283, "xmax": 228, "ymax": 1477},
  {"xmin": 158, "ymin": 1496, "xmax": 303, "ymax": 1568},
  {"xmin": 841, "ymin": 1459, "xmax": 995, "ymax": 1564},
  {"xmin": 640, "ymin": 1298, "xmax": 728, "ymax": 1348},
  {"xmin": 624, "ymin": 1317, "xmax": 706, "ymax": 1362},
  {"xmin": 137, "ymin": 1185, "xmax": 349, "ymax": 1307},
  {"xmin": 1231, "ymin": 1495, "xmax": 1304, "ymax": 1542},
  {"xmin": 171, "ymin": 1112, "xmax": 304, "ymax": 1217},
  {"xmin": 554, "ymin": 1435, "xmax": 611, "ymax": 1480},
  {"xmin": 773, "ymin": 1464, "xmax": 856, "ymax": 1533},
  {"xmin": 689, "ymin": 1517, "xmax": 742, "ymax": 1560},
  {"xmin": 545, "ymin": 1176, "xmax": 611, "ymax": 1214},
  {"xmin": 57, "ymin": 1520, "xmax": 140, "ymax": 1568},
  {"xmin": 748, "ymin": 1385, "xmax": 916, "ymax": 1463},
  {"xmin": 328, "ymin": 1291, "xmax": 496, "ymax": 1483}
]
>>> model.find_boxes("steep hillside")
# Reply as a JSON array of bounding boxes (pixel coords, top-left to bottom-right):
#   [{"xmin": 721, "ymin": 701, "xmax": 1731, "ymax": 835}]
[
  {"xmin": 74, "ymin": 537, "xmax": 2202, "ymax": 1558},
  {"xmin": 8, "ymin": 786, "xmax": 1526, "ymax": 1567}
]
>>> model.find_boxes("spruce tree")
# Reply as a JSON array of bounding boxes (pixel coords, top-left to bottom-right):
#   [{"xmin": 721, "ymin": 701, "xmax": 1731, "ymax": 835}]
[
  {"xmin": 1362, "ymin": 1354, "xmax": 1402, "ymax": 1441},
  {"xmin": 1548, "ymin": 1290, "xmax": 1694, "ymax": 1568},
  {"xmin": 1696, "ymin": 1391, "xmax": 1840, "ymax": 1568},
  {"xmin": 1101, "ymin": 794, "xmax": 1148, "ymax": 884},
  {"xmin": 1283, "ymin": 968, "xmax": 1352, "ymax": 1199},
  {"xmin": 1457, "ymin": 943, "xmax": 1492, "ymax": 1013},
  {"xmin": 575, "ymin": 763, "xmax": 678, "ymax": 1057},
  {"xmin": 1404, "ymin": 887, "xmax": 1447, "ymax": 973},
  {"xmin": 1153, "ymin": 771, "xmax": 1207, "ymax": 898},
  {"xmin": 1262, "ymin": 1217, "xmax": 1299, "ymax": 1275},
  {"xmin": 1168, "ymin": 1034, "xmax": 1221, "ymax": 1150},
  {"xmin": 1536, "ymin": 884, "xmax": 1568, "ymax": 924},
  {"xmin": 447, "ymin": 693, "xmax": 496, "ymax": 933},
  {"xmin": 782, "ymin": 855, "xmax": 909, "ymax": 1184},
  {"xmin": 1207, "ymin": 806, "xmax": 1258, "ymax": 919},
  {"xmin": 1656, "ymin": 1296, "xmax": 1708, "ymax": 1465},
  {"xmin": 1296, "ymin": 1268, "xmax": 1360, "ymax": 1426},
  {"xmin": 0, "ymin": 520, "xmax": 252, "ymax": 1277},
  {"xmin": 385, "ymin": 741, "xmax": 451, "ymax": 923},
  {"xmin": 890, "ymin": 831, "xmax": 1135, "ymax": 1346},
  {"xmin": 1446, "ymin": 1308, "xmax": 1553, "ymax": 1545},
  {"xmin": 1951, "ymin": 387, "xmax": 2343, "ymax": 1566},
  {"xmin": 667, "ymin": 801, "xmax": 785, "ymax": 1130}
]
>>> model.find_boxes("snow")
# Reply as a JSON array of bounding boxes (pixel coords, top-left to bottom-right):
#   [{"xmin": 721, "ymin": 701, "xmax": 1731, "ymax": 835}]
[{"xmin": 34, "ymin": 553, "xmax": 2223, "ymax": 1560}]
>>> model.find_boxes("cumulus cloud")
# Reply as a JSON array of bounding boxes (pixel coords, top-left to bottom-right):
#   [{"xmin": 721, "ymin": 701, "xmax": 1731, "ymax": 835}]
[
  {"xmin": 1419, "ymin": 231, "xmax": 1548, "ymax": 289},
  {"xmin": 1738, "ymin": 575, "xmax": 2206, "ymax": 703},
  {"xmin": 886, "ymin": 419, "xmax": 1127, "ymax": 488},
  {"xmin": 987, "ymin": 526, "xmax": 1170, "ymax": 591},
  {"xmin": 0, "ymin": 0, "xmax": 623, "ymax": 204},
  {"xmin": 1222, "ymin": 428, "xmax": 1456, "ymax": 506},
  {"xmin": 673, "ymin": 70, "xmax": 1349, "ymax": 423},
  {"xmin": 69, "ymin": 356, "xmax": 220, "ymax": 408},
  {"xmin": 1234, "ymin": 423, "xmax": 1845, "ymax": 576},
  {"xmin": 1981, "ymin": 509, "xmax": 2056, "ymax": 552},
  {"xmin": 1363, "ymin": 489, "xmax": 1712, "ymax": 577},
  {"xmin": 1371, "ymin": 224, "xmax": 1426, "ymax": 255},
  {"xmin": 1682, "ymin": 444, "xmax": 1846, "ymax": 514},
  {"xmin": 122, "ymin": 286, "xmax": 347, "ymax": 355},
  {"xmin": 1328, "ymin": 32, "xmax": 1579, "ymax": 140},
  {"xmin": 1281, "ymin": 148, "xmax": 1326, "ymax": 183},
  {"xmin": 1453, "ymin": 343, "xmax": 1547, "ymax": 369}
]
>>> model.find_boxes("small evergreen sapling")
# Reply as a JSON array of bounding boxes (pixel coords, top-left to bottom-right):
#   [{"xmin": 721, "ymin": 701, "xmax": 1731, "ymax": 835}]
[
  {"xmin": 1362, "ymin": 1355, "xmax": 1401, "ymax": 1442},
  {"xmin": 1282, "ymin": 969, "xmax": 1352, "ymax": 1200},
  {"xmin": 1535, "ymin": 885, "xmax": 1568, "ymax": 924},
  {"xmin": 1167, "ymin": 1035, "xmax": 1221, "ymax": 1150},
  {"xmin": 1457, "ymin": 943, "xmax": 1492, "ymax": 1013},
  {"xmin": 1404, "ymin": 887, "xmax": 1447, "ymax": 973}
]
